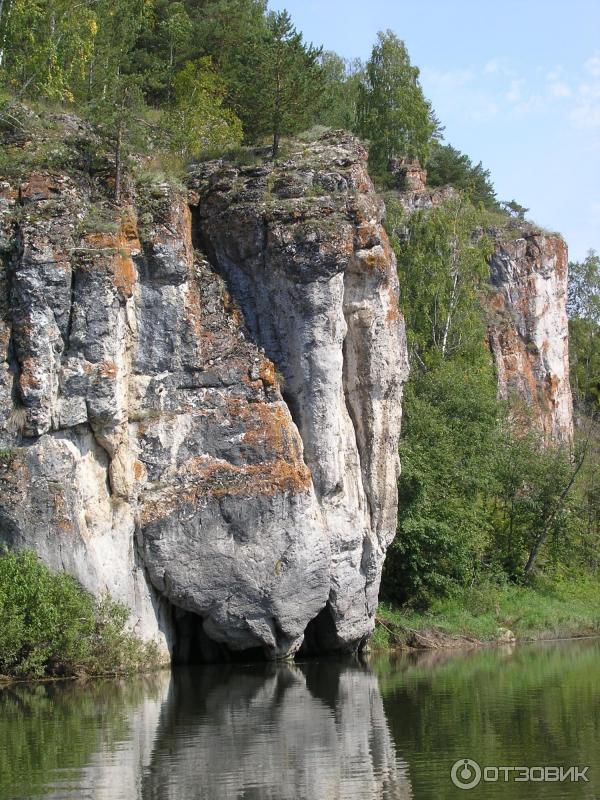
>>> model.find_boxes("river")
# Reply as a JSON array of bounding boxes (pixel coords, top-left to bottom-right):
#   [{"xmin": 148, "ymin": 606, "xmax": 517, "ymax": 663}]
[{"xmin": 1, "ymin": 638, "xmax": 599, "ymax": 799}]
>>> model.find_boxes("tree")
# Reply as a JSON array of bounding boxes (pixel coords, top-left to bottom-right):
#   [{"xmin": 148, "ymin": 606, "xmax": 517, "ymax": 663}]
[
  {"xmin": 382, "ymin": 359, "xmax": 499, "ymax": 606},
  {"xmin": 492, "ymin": 425, "xmax": 584, "ymax": 578},
  {"xmin": 502, "ymin": 199, "xmax": 529, "ymax": 220},
  {"xmin": 357, "ymin": 30, "xmax": 439, "ymax": 176},
  {"xmin": 388, "ymin": 196, "xmax": 493, "ymax": 369},
  {"xmin": 251, "ymin": 10, "xmax": 324, "ymax": 157},
  {"xmin": 315, "ymin": 51, "xmax": 364, "ymax": 131},
  {"xmin": 568, "ymin": 251, "xmax": 600, "ymax": 409},
  {"xmin": 0, "ymin": 0, "xmax": 97, "ymax": 100},
  {"xmin": 169, "ymin": 57, "xmax": 242, "ymax": 158},
  {"xmin": 426, "ymin": 142, "xmax": 500, "ymax": 210}
]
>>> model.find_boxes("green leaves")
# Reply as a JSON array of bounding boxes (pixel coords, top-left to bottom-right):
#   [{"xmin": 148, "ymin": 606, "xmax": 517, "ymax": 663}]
[
  {"xmin": 357, "ymin": 31, "xmax": 439, "ymax": 174},
  {"xmin": 568, "ymin": 251, "xmax": 600, "ymax": 410},
  {"xmin": 426, "ymin": 142, "xmax": 500, "ymax": 211},
  {"xmin": 240, "ymin": 10, "xmax": 324, "ymax": 156},
  {"xmin": 389, "ymin": 196, "xmax": 493, "ymax": 368},
  {"xmin": 0, "ymin": 550, "xmax": 95, "ymax": 676},
  {"xmin": 0, "ymin": 550, "xmax": 159, "ymax": 678},
  {"xmin": 0, "ymin": 0, "xmax": 97, "ymax": 100},
  {"xmin": 170, "ymin": 57, "xmax": 242, "ymax": 158}
]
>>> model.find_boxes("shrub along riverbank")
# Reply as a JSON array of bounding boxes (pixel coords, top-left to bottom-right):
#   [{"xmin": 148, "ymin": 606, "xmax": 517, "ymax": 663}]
[
  {"xmin": 373, "ymin": 575, "xmax": 600, "ymax": 651},
  {"xmin": 0, "ymin": 550, "xmax": 161, "ymax": 681}
]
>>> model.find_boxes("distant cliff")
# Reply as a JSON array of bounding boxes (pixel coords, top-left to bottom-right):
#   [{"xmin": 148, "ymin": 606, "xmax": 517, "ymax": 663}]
[
  {"xmin": 0, "ymin": 114, "xmax": 407, "ymax": 661},
  {"xmin": 392, "ymin": 160, "xmax": 573, "ymax": 446},
  {"xmin": 488, "ymin": 230, "xmax": 573, "ymax": 446}
]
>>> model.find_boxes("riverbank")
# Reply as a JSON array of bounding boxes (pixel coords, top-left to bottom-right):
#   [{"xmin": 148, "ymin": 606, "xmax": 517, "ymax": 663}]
[{"xmin": 373, "ymin": 575, "xmax": 600, "ymax": 650}]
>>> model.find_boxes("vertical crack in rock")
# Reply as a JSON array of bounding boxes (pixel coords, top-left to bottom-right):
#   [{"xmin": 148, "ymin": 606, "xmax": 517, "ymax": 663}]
[{"xmin": 0, "ymin": 122, "xmax": 407, "ymax": 663}]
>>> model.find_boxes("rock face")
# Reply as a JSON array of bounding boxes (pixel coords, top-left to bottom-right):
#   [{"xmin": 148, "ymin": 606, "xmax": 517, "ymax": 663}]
[
  {"xmin": 0, "ymin": 121, "xmax": 407, "ymax": 660},
  {"xmin": 389, "ymin": 168, "xmax": 573, "ymax": 446},
  {"xmin": 188, "ymin": 132, "xmax": 408, "ymax": 653},
  {"xmin": 488, "ymin": 231, "xmax": 573, "ymax": 446}
]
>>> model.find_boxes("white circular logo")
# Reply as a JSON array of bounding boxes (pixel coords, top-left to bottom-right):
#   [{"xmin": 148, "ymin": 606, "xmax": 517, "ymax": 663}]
[{"xmin": 451, "ymin": 759, "xmax": 482, "ymax": 790}]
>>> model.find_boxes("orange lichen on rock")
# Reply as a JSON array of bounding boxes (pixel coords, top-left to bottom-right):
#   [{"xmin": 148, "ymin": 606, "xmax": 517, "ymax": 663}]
[
  {"xmin": 98, "ymin": 360, "xmax": 117, "ymax": 379},
  {"xmin": 141, "ymin": 456, "xmax": 312, "ymax": 524},
  {"xmin": 259, "ymin": 359, "xmax": 277, "ymax": 388},
  {"xmin": 85, "ymin": 212, "xmax": 140, "ymax": 299},
  {"xmin": 19, "ymin": 174, "xmax": 60, "ymax": 203}
]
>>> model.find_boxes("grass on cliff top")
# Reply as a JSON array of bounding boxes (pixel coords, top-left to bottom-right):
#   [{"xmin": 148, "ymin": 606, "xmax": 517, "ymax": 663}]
[
  {"xmin": 373, "ymin": 574, "xmax": 600, "ymax": 650},
  {"xmin": 0, "ymin": 549, "xmax": 161, "ymax": 680}
]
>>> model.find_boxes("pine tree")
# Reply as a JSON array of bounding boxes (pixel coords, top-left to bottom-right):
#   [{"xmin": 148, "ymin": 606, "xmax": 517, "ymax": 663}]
[{"xmin": 249, "ymin": 10, "xmax": 324, "ymax": 157}]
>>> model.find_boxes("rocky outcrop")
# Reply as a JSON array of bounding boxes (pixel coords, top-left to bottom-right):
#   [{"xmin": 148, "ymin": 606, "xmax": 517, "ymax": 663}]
[
  {"xmin": 488, "ymin": 230, "xmax": 573, "ymax": 446},
  {"xmin": 0, "ymin": 119, "xmax": 407, "ymax": 660},
  {"xmin": 389, "ymin": 169, "xmax": 573, "ymax": 446},
  {"xmin": 188, "ymin": 132, "xmax": 407, "ymax": 653}
]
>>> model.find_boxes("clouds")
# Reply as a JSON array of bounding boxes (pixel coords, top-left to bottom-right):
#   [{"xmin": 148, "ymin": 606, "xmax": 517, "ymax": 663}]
[
  {"xmin": 421, "ymin": 53, "xmax": 600, "ymax": 136},
  {"xmin": 569, "ymin": 55, "xmax": 600, "ymax": 130},
  {"xmin": 584, "ymin": 56, "xmax": 600, "ymax": 78}
]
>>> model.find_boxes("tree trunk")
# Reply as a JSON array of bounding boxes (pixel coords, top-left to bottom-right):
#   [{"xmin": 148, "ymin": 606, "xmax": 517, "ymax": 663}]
[
  {"xmin": 272, "ymin": 128, "xmax": 280, "ymax": 160},
  {"xmin": 523, "ymin": 449, "xmax": 588, "ymax": 575}
]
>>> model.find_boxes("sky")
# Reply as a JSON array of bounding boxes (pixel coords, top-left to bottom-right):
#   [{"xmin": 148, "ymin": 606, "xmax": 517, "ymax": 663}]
[{"xmin": 268, "ymin": 0, "xmax": 600, "ymax": 261}]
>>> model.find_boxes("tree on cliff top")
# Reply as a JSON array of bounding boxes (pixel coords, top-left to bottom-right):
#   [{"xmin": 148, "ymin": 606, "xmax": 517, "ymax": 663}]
[
  {"xmin": 426, "ymin": 142, "xmax": 500, "ymax": 210},
  {"xmin": 169, "ymin": 57, "xmax": 243, "ymax": 158},
  {"xmin": 357, "ymin": 30, "xmax": 439, "ymax": 176},
  {"xmin": 239, "ymin": 10, "xmax": 323, "ymax": 157}
]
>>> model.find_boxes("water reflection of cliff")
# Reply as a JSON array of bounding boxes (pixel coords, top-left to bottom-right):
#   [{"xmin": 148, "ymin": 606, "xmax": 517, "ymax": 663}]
[
  {"xmin": 1, "ymin": 660, "xmax": 411, "ymax": 800},
  {"xmin": 143, "ymin": 661, "xmax": 412, "ymax": 800}
]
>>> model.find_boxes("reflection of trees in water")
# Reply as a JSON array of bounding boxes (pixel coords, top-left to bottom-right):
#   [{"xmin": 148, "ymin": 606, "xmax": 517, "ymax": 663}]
[
  {"xmin": 0, "ymin": 673, "xmax": 170, "ymax": 799},
  {"xmin": 142, "ymin": 661, "xmax": 412, "ymax": 800},
  {"xmin": 374, "ymin": 639, "xmax": 600, "ymax": 800}
]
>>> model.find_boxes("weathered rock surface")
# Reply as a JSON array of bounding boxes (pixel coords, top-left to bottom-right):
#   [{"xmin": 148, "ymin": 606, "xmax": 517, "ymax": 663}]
[
  {"xmin": 488, "ymin": 230, "xmax": 573, "ymax": 446},
  {"xmin": 189, "ymin": 132, "xmax": 407, "ymax": 651},
  {"xmin": 0, "ymin": 120, "xmax": 407, "ymax": 659},
  {"xmin": 390, "ymin": 171, "xmax": 573, "ymax": 446}
]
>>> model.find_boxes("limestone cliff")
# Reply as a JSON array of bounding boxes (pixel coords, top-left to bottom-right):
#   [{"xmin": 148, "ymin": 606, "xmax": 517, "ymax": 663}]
[
  {"xmin": 0, "ymin": 116, "xmax": 407, "ymax": 660},
  {"xmin": 390, "ymin": 165, "xmax": 573, "ymax": 446},
  {"xmin": 487, "ymin": 230, "xmax": 573, "ymax": 446}
]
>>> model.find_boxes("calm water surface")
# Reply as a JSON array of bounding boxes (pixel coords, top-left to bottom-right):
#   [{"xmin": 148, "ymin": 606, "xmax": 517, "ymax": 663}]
[{"xmin": 1, "ymin": 638, "xmax": 600, "ymax": 799}]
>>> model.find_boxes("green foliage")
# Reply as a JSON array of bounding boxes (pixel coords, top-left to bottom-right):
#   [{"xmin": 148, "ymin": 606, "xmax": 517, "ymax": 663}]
[
  {"xmin": 426, "ymin": 141, "xmax": 500, "ymax": 210},
  {"xmin": 389, "ymin": 196, "xmax": 493, "ymax": 366},
  {"xmin": 315, "ymin": 51, "xmax": 363, "ymax": 131},
  {"xmin": 0, "ymin": 0, "xmax": 97, "ymax": 100},
  {"xmin": 0, "ymin": 550, "xmax": 94, "ymax": 677},
  {"xmin": 240, "ymin": 10, "xmax": 324, "ymax": 157},
  {"xmin": 492, "ymin": 424, "xmax": 577, "ymax": 579},
  {"xmin": 357, "ymin": 30, "xmax": 439, "ymax": 175},
  {"xmin": 383, "ymin": 360, "xmax": 499, "ymax": 606},
  {"xmin": 169, "ymin": 57, "xmax": 242, "ymax": 158},
  {"xmin": 502, "ymin": 198, "xmax": 529, "ymax": 220},
  {"xmin": 383, "ymin": 196, "xmax": 590, "ymax": 607},
  {"xmin": 568, "ymin": 251, "xmax": 600, "ymax": 409},
  {"xmin": 375, "ymin": 574, "xmax": 600, "ymax": 645},
  {"xmin": 0, "ymin": 550, "xmax": 159, "ymax": 679}
]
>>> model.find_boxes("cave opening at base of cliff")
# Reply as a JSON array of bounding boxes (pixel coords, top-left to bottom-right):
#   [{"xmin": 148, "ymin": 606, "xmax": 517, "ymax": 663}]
[
  {"xmin": 298, "ymin": 603, "xmax": 341, "ymax": 657},
  {"xmin": 170, "ymin": 607, "xmax": 268, "ymax": 665},
  {"xmin": 169, "ymin": 603, "xmax": 353, "ymax": 664}
]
